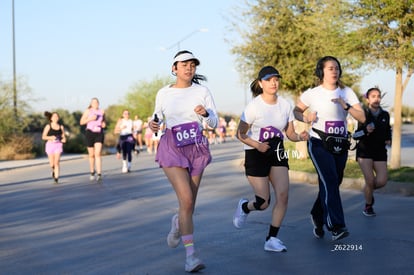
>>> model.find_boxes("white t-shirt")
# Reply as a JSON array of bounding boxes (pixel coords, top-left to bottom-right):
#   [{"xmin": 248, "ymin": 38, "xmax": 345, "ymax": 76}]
[
  {"xmin": 133, "ymin": 119, "xmax": 143, "ymax": 132},
  {"xmin": 241, "ymin": 95, "xmax": 294, "ymax": 150},
  {"xmin": 153, "ymin": 83, "xmax": 218, "ymax": 130},
  {"xmin": 119, "ymin": 119, "xmax": 133, "ymax": 136},
  {"xmin": 300, "ymin": 85, "xmax": 360, "ymax": 139}
]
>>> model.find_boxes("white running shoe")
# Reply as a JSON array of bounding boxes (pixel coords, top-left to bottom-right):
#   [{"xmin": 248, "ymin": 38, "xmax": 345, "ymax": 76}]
[
  {"xmin": 89, "ymin": 174, "xmax": 95, "ymax": 181},
  {"xmin": 185, "ymin": 254, "xmax": 205, "ymax": 273},
  {"xmin": 122, "ymin": 163, "xmax": 128, "ymax": 173},
  {"xmin": 264, "ymin": 237, "xmax": 287, "ymax": 252},
  {"xmin": 167, "ymin": 214, "xmax": 181, "ymax": 248},
  {"xmin": 233, "ymin": 198, "xmax": 249, "ymax": 228}
]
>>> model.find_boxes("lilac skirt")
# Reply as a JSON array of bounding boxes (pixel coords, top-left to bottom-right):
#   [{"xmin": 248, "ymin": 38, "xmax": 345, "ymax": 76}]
[{"xmin": 155, "ymin": 129, "xmax": 212, "ymax": 176}]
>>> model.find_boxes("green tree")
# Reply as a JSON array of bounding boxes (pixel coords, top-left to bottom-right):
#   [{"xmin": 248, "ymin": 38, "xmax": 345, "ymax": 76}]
[
  {"xmin": 104, "ymin": 104, "xmax": 125, "ymax": 131},
  {"xmin": 0, "ymin": 76, "xmax": 36, "ymax": 159},
  {"xmin": 123, "ymin": 76, "xmax": 173, "ymax": 119},
  {"xmin": 402, "ymin": 105, "xmax": 414, "ymax": 122},
  {"xmin": 229, "ymin": 0, "xmax": 363, "ymax": 96},
  {"xmin": 352, "ymin": 0, "xmax": 414, "ymax": 168},
  {"xmin": 0, "ymin": 76, "xmax": 34, "ymax": 140}
]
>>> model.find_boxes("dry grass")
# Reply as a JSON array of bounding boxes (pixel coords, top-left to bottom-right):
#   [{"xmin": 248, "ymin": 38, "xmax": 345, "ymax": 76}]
[
  {"xmin": 0, "ymin": 134, "xmax": 35, "ymax": 160},
  {"xmin": 104, "ymin": 132, "xmax": 118, "ymax": 148}
]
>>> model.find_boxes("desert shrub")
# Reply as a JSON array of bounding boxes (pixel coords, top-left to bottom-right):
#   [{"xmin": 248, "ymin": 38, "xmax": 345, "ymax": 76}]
[
  {"xmin": 104, "ymin": 132, "xmax": 118, "ymax": 148},
  {"xmin": 0, "ymin": 134, "xmax": 35, "ymax": 160},
  {"xmin": 63, "ymin": 133, "xmax": 87, "ymax": 154}
]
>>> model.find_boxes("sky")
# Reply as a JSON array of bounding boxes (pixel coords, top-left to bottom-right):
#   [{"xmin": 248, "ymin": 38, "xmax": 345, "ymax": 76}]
[{"xmin": 0, "ymin": 0, "xmax": 413, "ymax": 115}]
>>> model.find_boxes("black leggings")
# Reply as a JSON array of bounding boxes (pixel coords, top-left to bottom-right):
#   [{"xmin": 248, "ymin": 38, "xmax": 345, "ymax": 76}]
[{"xmin": 119, "ymin": 134, "xmax": 135, "ymax": 162}]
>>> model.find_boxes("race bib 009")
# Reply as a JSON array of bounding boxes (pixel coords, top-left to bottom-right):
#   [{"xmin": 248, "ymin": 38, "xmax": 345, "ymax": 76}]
[{"xmin": 325, "ymin": 121, "xmax": 346, "ymax": 136}]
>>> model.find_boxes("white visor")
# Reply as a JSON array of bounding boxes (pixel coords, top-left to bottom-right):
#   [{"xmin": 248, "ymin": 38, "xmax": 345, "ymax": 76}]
[{"xmin": 173, "ymin": 52, "xmax": 200, "ymax": 65}]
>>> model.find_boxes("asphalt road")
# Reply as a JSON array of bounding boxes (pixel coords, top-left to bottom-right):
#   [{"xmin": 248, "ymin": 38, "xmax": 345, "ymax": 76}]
[{"xmin": 1, "ymin": 141, "xmax": 414, "ymax": 274}]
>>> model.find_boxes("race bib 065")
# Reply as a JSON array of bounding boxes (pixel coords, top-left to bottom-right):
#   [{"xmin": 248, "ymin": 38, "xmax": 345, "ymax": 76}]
[{"xmin": 171, "ymin": 122, "xmax": 203, "ymax": 147}]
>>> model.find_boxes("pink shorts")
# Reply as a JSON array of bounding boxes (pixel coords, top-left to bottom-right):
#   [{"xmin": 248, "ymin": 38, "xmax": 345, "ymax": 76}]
[
  {"xmin": 155, "ymin": 129, "xmax": 211, "ymax": 176},
  {"xmin": 45, "ymin": 141, "xmax": 63, "ymax": 155}
]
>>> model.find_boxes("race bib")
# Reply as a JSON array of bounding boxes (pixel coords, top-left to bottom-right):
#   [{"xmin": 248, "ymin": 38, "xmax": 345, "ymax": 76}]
[
  {"xmin": 325, "ymin": 121, "xmax": 346, "ymax": 136},
  {"xmin": 259, "ymin": 126, "xmax": 284, "ymax": 142},
  {"xmin": 171, "ymin": 122, "xmax": 202, "ymax": 147}
]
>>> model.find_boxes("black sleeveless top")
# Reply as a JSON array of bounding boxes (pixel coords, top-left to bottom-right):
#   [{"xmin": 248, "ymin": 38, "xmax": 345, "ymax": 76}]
[{"xmin": 47, "ymin": 124, "xmax": 63, "ymax": 140}]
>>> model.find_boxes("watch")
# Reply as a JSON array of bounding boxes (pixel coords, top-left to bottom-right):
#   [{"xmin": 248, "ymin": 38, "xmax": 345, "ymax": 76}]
[{"xmin": 344, "ymin": 103, "xmax": 352, "ymax": 111}]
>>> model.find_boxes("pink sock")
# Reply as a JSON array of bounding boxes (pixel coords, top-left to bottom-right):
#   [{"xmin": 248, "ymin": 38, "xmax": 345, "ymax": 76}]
[{"xmin": 181, "ymin": 234, "xmax": 195, "ymax": 256}]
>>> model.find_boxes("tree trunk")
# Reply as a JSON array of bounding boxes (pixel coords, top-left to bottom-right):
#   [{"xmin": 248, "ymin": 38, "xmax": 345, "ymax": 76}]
[{"xmin": 390, "ymin": 67, "xmax": 403, "ymax": 169}]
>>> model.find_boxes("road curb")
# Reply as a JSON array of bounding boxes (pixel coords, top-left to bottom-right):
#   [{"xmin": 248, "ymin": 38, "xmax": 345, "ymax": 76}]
[
  {"xmin": 0, "ymin": 155, "xmax": 85, "ymax": 172},
  {"xmin": 289, "ymin": 170, "xmax": 414, "ymax": 196},
  {"xmin": 232, "ymin": 158, "xmax": 413, "ymax": 197}
]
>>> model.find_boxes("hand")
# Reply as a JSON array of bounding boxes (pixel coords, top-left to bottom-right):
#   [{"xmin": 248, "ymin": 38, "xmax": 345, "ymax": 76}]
[
  {"xmin": 298, "ymin": 131, "xmax": 309, "ymax": 141},
  {"xmin": 306, "ymin": 111, "xmax": 318, "ymax": 123},
  {"xmin": 257, "ymin": 141, "xmax": 270, "ymax": 153},
  {"xmin": 149, "ymin": 119, "xmax": 159, "ymax": 133},
  {"xmin": 331, "ymin": 97, "xmax": 346, "ymax": 109},
  {"xmin": 366, "ymin": 122, "xmax": 375, "ymax": 134},
  {"xmin": 194, "ymin": 105, "xmax": 208, "ymax": 117}
]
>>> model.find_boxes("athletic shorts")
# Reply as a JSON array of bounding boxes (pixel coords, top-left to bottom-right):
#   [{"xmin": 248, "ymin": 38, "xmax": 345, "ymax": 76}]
[
  {"xmin": 356, "ymin": 147, "xmax": 387, "ymax": 161},
  {"xmin": 145, "ymin": 131, "xmax": 153, "ymax": 140},
  {"xmin": 85, "ymin": 129, "xmax": 104, "ymax": 147},
  {"xmin": 155, "ymin": 129, "xmax": 211, "ymax": 176},
  {"xmin": 45, "ymin": 141, "xmax": 63, "ymax": 155},
  {"xmin": 244, "ymin": 148, "xmax": 289, "ymax": 177}
]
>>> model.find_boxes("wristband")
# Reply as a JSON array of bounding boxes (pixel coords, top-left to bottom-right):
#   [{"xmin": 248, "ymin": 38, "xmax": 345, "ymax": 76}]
[{"xmin": 344, "ymin": 103, "xmax": 352, "ymax": 111}]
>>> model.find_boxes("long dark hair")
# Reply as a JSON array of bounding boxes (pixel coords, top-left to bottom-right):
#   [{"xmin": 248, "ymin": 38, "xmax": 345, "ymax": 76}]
[
  {"xmin": 249, "ymin": 79, "xmax": 263, "ymax": 98},
  {"xmin": 172, "ymin": 50, "xmax": 207, "ymax": 84},
  {"xmin": 44, "ymin": 111, "xmax": 59, "ymax": 122}
]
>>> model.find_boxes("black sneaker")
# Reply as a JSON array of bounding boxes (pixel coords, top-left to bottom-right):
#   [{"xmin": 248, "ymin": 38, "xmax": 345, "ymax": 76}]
[
  {"xmin": 310, "ymin": 215, "xmax": 324, "ymax": 238},
  {"xmin": 332, "ymin": 227, "xmax": 349, "ymax": 241},
  {"xmin": 363, "ymin": 206, "xmax": 376, "ymax": 217},
  {"xmin": 363, "ymin": 196, "xmax": 376, "ymax": 217}
]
